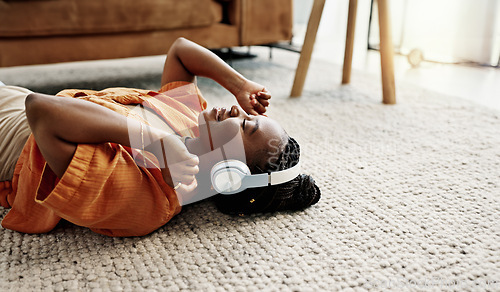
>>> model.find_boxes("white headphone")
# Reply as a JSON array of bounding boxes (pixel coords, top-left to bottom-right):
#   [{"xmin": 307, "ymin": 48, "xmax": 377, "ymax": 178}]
[{"xmin": 210, "ymin": 159, "xmax": 301, "ymax": 195}]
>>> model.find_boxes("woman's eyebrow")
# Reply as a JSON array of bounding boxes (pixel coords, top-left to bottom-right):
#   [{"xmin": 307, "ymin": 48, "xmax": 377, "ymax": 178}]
[{"xmin": 250, "ymin": 118, "xmax": 260, "ymax": 135}]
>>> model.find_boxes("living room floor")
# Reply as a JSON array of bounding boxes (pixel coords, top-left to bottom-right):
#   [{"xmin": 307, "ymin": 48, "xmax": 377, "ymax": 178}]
[{"xmin": 1, "ymin": 38, "xmax": 499, "ymax": 291}]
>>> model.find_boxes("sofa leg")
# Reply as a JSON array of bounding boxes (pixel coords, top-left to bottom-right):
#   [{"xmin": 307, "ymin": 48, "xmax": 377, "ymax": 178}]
[{"xmin": 290, "ymin": 0, "xmax": 326, "ymax": 97}]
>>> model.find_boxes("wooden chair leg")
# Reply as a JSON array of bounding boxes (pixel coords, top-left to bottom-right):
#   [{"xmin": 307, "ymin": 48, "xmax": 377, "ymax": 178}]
[
  {"xmin": 290, "ymin": 0, "xmax": 326, "ymax": 97},
  {"xmin": 377, "ymin": 0, "xmax": 396, "ymax": 104},
  {"xmin": 342, "ymin": 0, "xmax": 358, "ymax": 84}
]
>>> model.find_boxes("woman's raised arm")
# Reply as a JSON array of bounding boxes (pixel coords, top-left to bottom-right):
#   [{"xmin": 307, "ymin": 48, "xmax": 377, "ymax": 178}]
[{"xmin": 161, "ymin": 38, "xmax": 271, "ymax": 115}]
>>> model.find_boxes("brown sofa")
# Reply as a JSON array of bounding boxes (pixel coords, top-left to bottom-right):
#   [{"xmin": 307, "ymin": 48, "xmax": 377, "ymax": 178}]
[{"xmin": 0, "ymin": 0, "xmax": 293, "ymax": 67}]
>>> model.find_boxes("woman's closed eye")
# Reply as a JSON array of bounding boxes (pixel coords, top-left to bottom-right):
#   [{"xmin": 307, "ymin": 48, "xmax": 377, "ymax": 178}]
[{"xmin": 242, "ymin": 118, "xmax": 259, "ymax": 135}]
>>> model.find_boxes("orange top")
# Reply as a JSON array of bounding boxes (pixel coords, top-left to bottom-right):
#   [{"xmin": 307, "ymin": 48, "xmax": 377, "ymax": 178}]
[{"xmin": 0, "ymin": 81, "xmax": 207, "ymax": 237}]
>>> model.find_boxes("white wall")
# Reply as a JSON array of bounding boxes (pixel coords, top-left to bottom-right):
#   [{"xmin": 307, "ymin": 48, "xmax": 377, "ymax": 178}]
[{"xmin": 370, "ymin": 0, "xmax": 500, "ymax": 65}]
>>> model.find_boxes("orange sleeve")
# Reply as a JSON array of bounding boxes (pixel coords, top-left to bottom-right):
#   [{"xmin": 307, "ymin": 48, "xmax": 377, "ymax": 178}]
[
  {"xmin": 33, "ymin": 142, "xmax": 181, "ymax": 237},
  {"xmin": 159, "ymin": 81, "xmax": 207, "ymax": 112},
  {"xmin": 0, "ymin": 181, "xmax": 12, "ymax": 208},
  {"xmin": 2, "ymin": 136, "xmax": 64, "ymax": 234}
]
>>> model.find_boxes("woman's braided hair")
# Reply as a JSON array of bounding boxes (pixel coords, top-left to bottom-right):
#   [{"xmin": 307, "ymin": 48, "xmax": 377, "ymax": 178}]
[{"xmin": 213, "ymin": 136, "xmax": 321, "ymax": 215}]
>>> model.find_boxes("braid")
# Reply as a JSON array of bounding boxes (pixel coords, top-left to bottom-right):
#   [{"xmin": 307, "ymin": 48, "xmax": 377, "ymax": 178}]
[
  {"xmin": 213, "ymin": 136, "xmax": 321, "ymax": 216},
  {"xmin": 271, "ymin": 136, "xmax": 300, "ymax": 171}
]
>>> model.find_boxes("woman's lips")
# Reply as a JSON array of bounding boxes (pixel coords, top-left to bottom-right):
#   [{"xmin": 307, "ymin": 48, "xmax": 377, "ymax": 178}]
[
  {"xmin": 213, "ymin": 107, "xmax": 227, "ymax": 121},
  {"xmin": 208, "ymin": 107, "xmax": 218, "ymax": 121}
]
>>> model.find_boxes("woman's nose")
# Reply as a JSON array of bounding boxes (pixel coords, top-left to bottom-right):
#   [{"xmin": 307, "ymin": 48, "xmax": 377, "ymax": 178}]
[{"xmin": 230, "ymin": 105, "xmax": 239, "ymax": 117}]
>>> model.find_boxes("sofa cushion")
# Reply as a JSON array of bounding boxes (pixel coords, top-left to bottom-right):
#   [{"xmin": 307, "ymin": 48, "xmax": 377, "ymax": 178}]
[{"xmin": 0, "ymin": 0, "xmax": 223, "ymax": 37}]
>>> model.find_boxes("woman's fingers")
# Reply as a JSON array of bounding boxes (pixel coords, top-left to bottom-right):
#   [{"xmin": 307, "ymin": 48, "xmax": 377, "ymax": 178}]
[
  {"xmin": 254, "ymin": 90, "xmax": 271, "ymax": 113},
  {"xmin": 182, "ymin": 154, "xmax": 199, "ymax": 167},
  {"xmin": 177, "ymin": 164, "xmax": 199, "ymax": 175},
  {"xmin": 151, "ymin": 135, "xmax": 201, "ymax": 191},
  {"xmin": 176, "ymin": 179, "xmax": 198, "ymax": 194},
  {"xmin": 253, "ymin": 101, "xmax": 267, "ymax": 114},
  {"xmin": 249, "ymin": 96, "xmax": 269, "ymax": 114},
  {"xmin": 245, "ymin": 101, "xmax": 260, "ymax": 115},
  {"xmin": 176, "ymin": 173, "xmax": 196, "ymax": 185},
  {"xmin": 170, "ymin": 160, "xmax": 199, "ymax": 182},
  {"xmin": 257, "ymin": 90, "xmax": 271, "ymax": 100},
  {"xmin": 170, "ymin": 171, "xmax": 195, "ymax": 186},
  {"xmin": 258, "ymin": 98, "xmax": 270, "ymax": 107}
]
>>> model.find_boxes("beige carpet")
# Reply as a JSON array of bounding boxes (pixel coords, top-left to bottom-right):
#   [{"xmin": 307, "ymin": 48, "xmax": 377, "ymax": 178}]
[{"xmin": 0, "ymin": 48, "xmax": 499, "ymax": 291}]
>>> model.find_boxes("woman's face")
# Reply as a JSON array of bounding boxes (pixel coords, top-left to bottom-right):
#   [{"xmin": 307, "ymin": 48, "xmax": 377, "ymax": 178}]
[{"xmin": 198, "ymin": 105, "xmax": 286, "ymax": 171}]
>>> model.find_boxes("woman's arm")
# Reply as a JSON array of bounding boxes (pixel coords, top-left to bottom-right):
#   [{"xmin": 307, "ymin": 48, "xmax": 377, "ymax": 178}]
[
  {"xmin": 161, "ymin": 37, "xmax": 244, "ymax": 93},
  {"xmin": 24, "ymin": 93, "xmax": 198, "ymax": 189},
  {"xmin": 25, "ymin": 93, "xmax": 155, "ymax": 148},
  {"xmin": 161, "ymin": 38, "xmax": 271, "ymax": 115}
]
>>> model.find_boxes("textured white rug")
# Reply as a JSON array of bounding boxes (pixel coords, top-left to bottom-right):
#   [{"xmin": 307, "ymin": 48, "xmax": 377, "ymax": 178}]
[{"xmin": 0, "ymin": 48, "xmax": 499, "ymax": 291}]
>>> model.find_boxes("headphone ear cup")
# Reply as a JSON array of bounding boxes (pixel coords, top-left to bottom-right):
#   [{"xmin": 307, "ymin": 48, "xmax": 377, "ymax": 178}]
[{"xmin": 211, "ymin": 160, "xmax": 250, "ymax": 194}]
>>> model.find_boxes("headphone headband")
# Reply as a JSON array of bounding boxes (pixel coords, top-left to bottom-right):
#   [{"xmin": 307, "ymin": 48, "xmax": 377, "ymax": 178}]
[
  {"xmin": 211, "ymin": 160, "xmax": 301, "ymax": 194},
  {"xmin": 269, "ymin": 161, "xmax": 301, "ymax": 185}
]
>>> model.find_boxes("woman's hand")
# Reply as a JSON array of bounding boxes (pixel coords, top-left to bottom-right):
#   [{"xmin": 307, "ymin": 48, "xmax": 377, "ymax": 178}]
[
  {"xmin": 235, "ymin": 79, "xmax": 271, "ymax": 115},
  {"xmin": 145, "ymin": 135, "xmax": 199, "ymax": 192}
]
